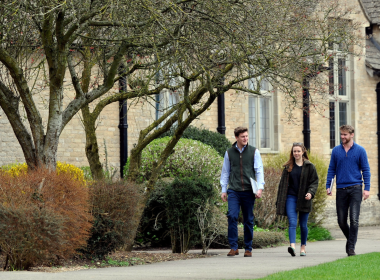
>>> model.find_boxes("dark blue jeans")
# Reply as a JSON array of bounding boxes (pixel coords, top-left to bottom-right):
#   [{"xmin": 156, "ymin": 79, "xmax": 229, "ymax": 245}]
[
  {"xmin": 336, "ymin": 185, "xmax": 362, "ymax": 251},
  {"xmin": 227, "ymin": 189, "xmax": 256, "ymax": 251},
  {"xmin": 286, "ymin": 195, "xmax": 309, "ymax": 245}
]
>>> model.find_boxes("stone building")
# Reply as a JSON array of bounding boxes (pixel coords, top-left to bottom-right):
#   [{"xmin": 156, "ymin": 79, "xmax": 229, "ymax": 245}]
[{"xmin": 0, "ymin": 0, "xmax": 379, "ymax": 227}]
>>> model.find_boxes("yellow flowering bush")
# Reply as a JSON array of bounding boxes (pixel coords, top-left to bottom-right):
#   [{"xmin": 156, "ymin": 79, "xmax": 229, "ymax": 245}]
[
  {"xmin": 56, "ymin": 162, "xmax": 86, "ymax": 185},
  {"xmin": 0, "ymin": 163, "xmax": 28, "ymax": 177},
  {"xmin": 0, "ymin": 162, "xmax": 86, "ymax": 185}
]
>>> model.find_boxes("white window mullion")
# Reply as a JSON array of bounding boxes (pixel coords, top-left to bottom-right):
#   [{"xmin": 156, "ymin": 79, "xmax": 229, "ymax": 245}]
[
  {"xmin": 329, "ymin": 49, "xmax": 351, "ymax": 149},
  {"xmin": 256, "ymin": 100, "xmax": 260, "ymax": 148}
]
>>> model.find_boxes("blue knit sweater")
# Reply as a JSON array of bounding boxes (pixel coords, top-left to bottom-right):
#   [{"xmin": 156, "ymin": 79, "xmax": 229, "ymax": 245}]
[{"xmin": 326, "ymin": 143, "xmax": 371, "ymax": 191}]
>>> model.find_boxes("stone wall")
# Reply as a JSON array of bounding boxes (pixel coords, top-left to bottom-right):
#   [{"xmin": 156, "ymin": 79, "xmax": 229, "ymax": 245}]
[{"xmin": 323, "ymin": 197, "xmax": 380, "ymax": 228}]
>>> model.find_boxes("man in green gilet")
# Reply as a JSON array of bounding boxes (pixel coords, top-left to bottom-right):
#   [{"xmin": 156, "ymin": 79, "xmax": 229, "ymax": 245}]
[{"xmin": 220, "ymin": 127, "xmax": 265, "ymax": 257}]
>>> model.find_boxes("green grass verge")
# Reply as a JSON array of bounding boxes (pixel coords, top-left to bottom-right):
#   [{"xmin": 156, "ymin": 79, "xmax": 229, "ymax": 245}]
[{"xmin": 254, "ymin": 252, "xmax": 380, "ymax": 280}]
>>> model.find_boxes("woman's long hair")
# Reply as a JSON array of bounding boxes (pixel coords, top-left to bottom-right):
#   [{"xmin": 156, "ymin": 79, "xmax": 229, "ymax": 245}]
[{"xmin": 283, "ymin": 143, "xmax": 309, "ymax": 172}]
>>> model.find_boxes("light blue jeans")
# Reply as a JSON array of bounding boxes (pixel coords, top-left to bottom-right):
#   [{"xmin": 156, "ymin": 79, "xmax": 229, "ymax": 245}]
[{"xmin": 286, "ymin": 195, "xmax": 309, "ymax": 245}]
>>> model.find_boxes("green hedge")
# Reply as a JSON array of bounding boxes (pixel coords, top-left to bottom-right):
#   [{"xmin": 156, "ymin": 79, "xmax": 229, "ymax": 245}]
[
  {"xmin": 124, "ymin": 137, "xmax": 223, "ymax": 187},
  {"xmin": 165, "ymin": 177, "xmax": 217, "ymax": 253},
  {"xmin": 158, "ymin": 126, "xmax": 232, "ymax": 157}
]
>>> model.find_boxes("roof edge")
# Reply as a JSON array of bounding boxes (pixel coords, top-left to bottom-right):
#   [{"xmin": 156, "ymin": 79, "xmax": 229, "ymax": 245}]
[{"xmin": 359, "ymin": 0, "xmax": 372, "ymax": 24}]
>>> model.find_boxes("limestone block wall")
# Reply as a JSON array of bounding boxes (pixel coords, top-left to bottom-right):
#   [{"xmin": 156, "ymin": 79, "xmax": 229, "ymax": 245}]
[
  {"xmin": 0, "ymin": 111, "xmax": 25, "ymax": 164},
  {"xmin": 191, "ymin": 89, "xmax": 250, "ymax": 144},
  {"xmin": 322, "ymin": 196, "xmax": 380, "ymax": 228}
]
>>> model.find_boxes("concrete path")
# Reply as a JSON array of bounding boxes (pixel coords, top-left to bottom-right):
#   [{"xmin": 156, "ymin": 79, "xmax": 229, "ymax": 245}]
[{"xmin": 1, "ymin": 226, "xmax": 379, "ymax": 280}]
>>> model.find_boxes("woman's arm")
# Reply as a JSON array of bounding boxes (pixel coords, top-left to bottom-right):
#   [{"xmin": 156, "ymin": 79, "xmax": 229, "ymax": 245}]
[{"xmin": 307, "ymin": 164, "xmax": 319, "ymax": 198}]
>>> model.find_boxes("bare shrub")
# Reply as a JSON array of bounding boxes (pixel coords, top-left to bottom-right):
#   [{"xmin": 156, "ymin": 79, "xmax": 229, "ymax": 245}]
[
  {"xmin": 0, "ymin": 169, "xmax": 92, "ymax": 270},
  {"xmin": 254, "ymin": 167, "xmax": 283, "ymax": 229},
  {"xmin": 196, "ymin": 202, "xmax": 224, "ymax": 254}
]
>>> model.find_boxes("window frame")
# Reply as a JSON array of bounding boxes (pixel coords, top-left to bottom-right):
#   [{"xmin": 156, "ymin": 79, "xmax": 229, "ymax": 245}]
[
  {"xmin": 248, "ymin": 77, "xmax": 274, "ymax": 152},
  {"xmin": 328, "ymin": 47, "xmax": 351, "ymax": 149}
]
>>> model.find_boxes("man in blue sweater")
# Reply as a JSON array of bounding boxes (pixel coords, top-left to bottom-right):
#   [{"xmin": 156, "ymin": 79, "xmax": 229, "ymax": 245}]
[{"xmin": 326, "ymin": 125, "xmax": 370, "ymax": 257}]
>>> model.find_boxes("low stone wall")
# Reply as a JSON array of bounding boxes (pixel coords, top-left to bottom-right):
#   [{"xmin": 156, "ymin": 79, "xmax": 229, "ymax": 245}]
[{"xmin": 322, "ymin": 196, "xmax": 380, "ymax": 228}]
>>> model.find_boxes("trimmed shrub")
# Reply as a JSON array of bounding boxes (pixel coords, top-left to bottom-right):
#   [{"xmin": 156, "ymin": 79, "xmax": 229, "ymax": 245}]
[
  {"xmin": 263, "ymin": 152, "xmax": 329, "ymax": 225},
  {"xmin": 165, "ymin": 177, "xmax": 217, "ymax": 253},
  {"xmin": 158, "ymin": 125, "xmax": 232, "ymax": 157},
  {"xmin": 124, "ymin": 137, "xmax": 223, "ymax": 187},
  {"xmin": 80, "ymin": 180, "xmax": 144, "ymax": 259},
  {"xmin": 0, "ymin": 169, "xmax": 92, "ymax": 270},
  {"xmin": 136, "ymin": 179, "xmax": 173, "ymax": 248}
]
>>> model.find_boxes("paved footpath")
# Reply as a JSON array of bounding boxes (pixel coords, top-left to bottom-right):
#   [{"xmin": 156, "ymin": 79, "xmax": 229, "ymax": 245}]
[{"xmin": 1, "ymin": 226, "xmax": 379, "ymax": 280}]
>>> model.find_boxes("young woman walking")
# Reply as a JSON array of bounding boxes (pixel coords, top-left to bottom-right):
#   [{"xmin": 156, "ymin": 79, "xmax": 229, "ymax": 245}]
[{"xmin": 276, "ymin": 143, "xmax": 319, "ymax": 257}]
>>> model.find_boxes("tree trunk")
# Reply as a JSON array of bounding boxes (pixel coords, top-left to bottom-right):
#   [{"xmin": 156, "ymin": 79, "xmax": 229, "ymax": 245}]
[
  {"xmin": 78, "ymin": 45, "xmax": 105, "ymax": 180},
  {"xmin": 127, "ymin": 147, "xmax": 142, "ymax": 181},
  {"xmin": 123, "ymin": 185, "xmax": 148, "ymax": 251},
  {"xmin": 82, "ymin": 105, "xmax": 104, "ymax": 180},
  {"xmin": 170, "ymin": 228, "xmax": 181, "ymax": 253}
]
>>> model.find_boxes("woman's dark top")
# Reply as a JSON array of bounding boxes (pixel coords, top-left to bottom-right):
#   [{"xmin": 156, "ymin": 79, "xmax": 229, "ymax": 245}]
[{"xmin": 287, "ymin": 164, "xmax": 302, "ymax": 196}]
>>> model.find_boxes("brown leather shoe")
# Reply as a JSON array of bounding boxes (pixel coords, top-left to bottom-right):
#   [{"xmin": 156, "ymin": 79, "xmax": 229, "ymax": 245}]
[
  {"xmin": 227, "ymin": 249, "xmax": 239, "ymax": 256},
  {"xmin": 244, "ymin": 250, "xmax": 252, "ymax": 257}
]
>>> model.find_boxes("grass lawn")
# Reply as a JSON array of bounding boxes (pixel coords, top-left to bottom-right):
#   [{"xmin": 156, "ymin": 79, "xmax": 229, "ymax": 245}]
[{"xmin": 254, "ymin": 252, "xmax": 380, "ymax": 280}]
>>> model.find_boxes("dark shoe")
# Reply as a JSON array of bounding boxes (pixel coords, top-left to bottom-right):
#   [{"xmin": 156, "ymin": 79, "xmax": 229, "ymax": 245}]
[
  {"xmin": 288, "ymin": 247, "xmax": 296, "ymax": 257},
  {"xmin": 244, "ymin": 250, "xmax": 252, "ymax": 257},
  {"xmin": 348, "ymin": 249, "xmax": 356, "ymax": 256},
  {"xmin": 227, "ymin": 249, "xmax": 239, "ymax": 257}
]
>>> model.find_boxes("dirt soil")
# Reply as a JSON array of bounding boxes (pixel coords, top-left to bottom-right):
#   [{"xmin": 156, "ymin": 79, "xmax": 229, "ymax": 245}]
[{"xmin": 0, "ymin": 249, "xmax": 216, "ymax": 273}]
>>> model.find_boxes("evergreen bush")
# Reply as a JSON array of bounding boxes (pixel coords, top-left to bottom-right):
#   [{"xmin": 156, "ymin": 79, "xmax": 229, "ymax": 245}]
[
  {"xmin": 158, "ymin": 125, "xmax": 232, "ymax": 157},
  {"xmin": 136, "ymin": 179, "xmax": 173, "ymax": 248},
  {"xmin": 165, "ymin": 177, "xmax": 217, "ymax": 253},
  {"xmin": 124, "ymin": 137, "xmax": 223, "ymax": 187}
]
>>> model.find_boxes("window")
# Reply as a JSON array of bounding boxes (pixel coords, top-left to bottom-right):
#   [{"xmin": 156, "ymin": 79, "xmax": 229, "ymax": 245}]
[
  {"xmin": 156, "ymin": 89, "xmax": 180, "ymax": 121},
  {"xmin": 328, "ymin": 52, "xmax": 350, "ymax": 149},
  {"xmin": 248, "ymin": 77, "xmax": 274, "ymax": 151},
  {"xmin": 156, "ymin": 65, "xmax": 182, "ymax": 124}
]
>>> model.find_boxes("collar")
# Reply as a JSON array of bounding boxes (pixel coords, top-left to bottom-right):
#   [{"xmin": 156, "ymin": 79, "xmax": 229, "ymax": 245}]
[
  {"xmin": 234, "ymin": 143, "xmax": 247, "ymax": 153},
  {"xmin": 341, "ymin": 141, "xmax": 354, "ymax": 150}
]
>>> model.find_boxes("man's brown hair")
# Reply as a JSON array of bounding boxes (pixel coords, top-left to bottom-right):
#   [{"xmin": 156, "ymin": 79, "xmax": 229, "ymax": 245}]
[
  {"xmin": 340, "ymin": 125, "xmax": 354, "ymax": 134},
  {"xmin": 234, "ymin": 127, "xmax": 248, "ymax": 137}
]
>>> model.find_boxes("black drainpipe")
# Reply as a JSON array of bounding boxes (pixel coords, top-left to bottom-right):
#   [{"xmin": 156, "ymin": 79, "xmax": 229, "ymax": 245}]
[
  {"xmin": 302, "ymin": 78, "xmax": 311, "ymax": 151},
  {"xmin": 217, "ymin": 78, "xmax": 226, "ymax": 134},
  {"xmin": 217, "ymin": 93, "xmax": 226, "ymax": 134},
  {"xmin": 118, "ymin": 74, "xmax": 128, "ymax": 178},
  {"xmin": 376, "ymin": 82, "xmax": 380, "ymax": 200}
]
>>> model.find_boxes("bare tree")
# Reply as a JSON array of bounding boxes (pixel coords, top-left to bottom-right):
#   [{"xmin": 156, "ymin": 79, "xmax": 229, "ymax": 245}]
[{"xmin": 0, "ymin": 0, "xmax": 361, "ymax": 175}]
